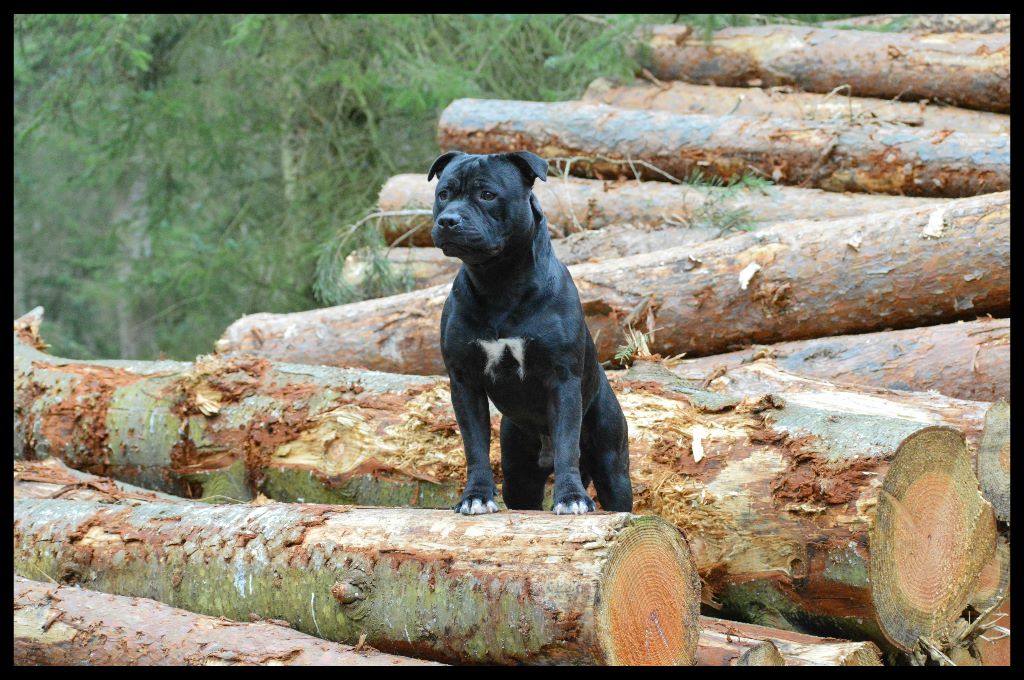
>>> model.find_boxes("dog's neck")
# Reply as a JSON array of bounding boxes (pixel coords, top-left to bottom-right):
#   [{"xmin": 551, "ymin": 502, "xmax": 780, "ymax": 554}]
[{"xmin": 460, "ymin": 210, "xmax": 553, "ymax": 302}]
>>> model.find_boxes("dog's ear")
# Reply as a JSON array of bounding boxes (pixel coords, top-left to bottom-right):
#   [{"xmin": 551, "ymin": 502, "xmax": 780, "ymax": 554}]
[
  {"xmin": 427, "ymin": 151, "xmax": 464, "ymax": 181},
  {"xmin": 529, "ymin": 193, "xmax": 546, "ymax": 226},
  {"xmin": 505, "ymin": 151, "xmax": 549, "ymax": 185}
]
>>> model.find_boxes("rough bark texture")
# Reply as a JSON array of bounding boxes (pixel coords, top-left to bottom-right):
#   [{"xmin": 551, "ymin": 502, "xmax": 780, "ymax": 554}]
[
  {"xmin": 668, "ymin": 317, "xmax": 1010, "ymax": 403},
  {"xmin": 697, "ymin": 616, "xmax": 882, "ymax": 666},
  {"xmin": 821, "ymin": 14, "xmax": 1010, "ymax": 34},
  {"xmin": 583, "ymin": 79, "xmax": 1011, "ymax": 135},
  {"xmin": 13, "ymin": 576, "xmax": 441, "ymax": 666},
  {"xmin": 977, "ymin": 399, "xmax": 1010, "ymax": 523},
  {"xmin": 218, "ymin": 192, "xmax": 1010, "ymax": 375},
  {"xmin": 375, "ymin": 173, "xmax": 945, "ymax": 246},
  {"xmin": 639, "ymin": 25, "xmax": 1010, "ymax": 113},
  {"xmin": 12, "ymin": 498, "xmax": 702, "ymax": 666},
  {"xmin": 14, "ymin": 331, "xmax": 464, "ymax": 507},
  {"xmin": 438, "ymin": 99, "xmax": 1008, "ymax": 198}
]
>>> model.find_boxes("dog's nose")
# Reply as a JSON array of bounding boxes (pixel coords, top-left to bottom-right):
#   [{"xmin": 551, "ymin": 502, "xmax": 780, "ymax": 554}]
[{"xmin": 436, "ymin": 214, "xmax": 460, "ymax": 231}]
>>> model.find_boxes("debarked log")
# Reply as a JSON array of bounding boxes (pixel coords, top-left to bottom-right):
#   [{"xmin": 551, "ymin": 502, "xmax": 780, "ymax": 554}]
[
  {"xmin": 697, "ymin": 616, "xmax": 882, "ymax": 666},
  {"xmin": 668, "ymin": 317, "xmax": 1010, "ymax": 403},
  {"xmin": 437, "ymin": 99, "xmax": 1009, "ymax": 197},
  {"xmin": 582, "ymin": 79, "xmax": 1011, "ymax": 135},
  {"xmin": 638, "ymin": 25, "xmax": 1010, "ymax": 113},
  {"xmin": 218, "ymin": 192, "xmax": 1010, "ymax": 375},
  {"xmin": 374, "ymin": 173, "xmax": 945, "ymax": 246},
  {"xmin": 12, "ymin": 498, "xmax": 702, "ymax": 665},
  {"xmin": 13, "ymin": 575, "xmax": 442, "ymax": 666},
  {"xmin": 821, "ymin": 14, "xmax": 1010, "ymax": 34}
]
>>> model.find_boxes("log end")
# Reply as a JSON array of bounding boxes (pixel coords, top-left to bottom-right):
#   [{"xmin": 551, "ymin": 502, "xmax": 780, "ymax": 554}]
[
  {"xmin": 734, "ymin": 640, "xmax": 785, "ymax": 666},
  {"xmin": 978, "ymin": 398, "xmax": 1011, "ymax": 523},
  {"xmin": 596, "ymin": 515, "xmax": 702, "ymax": 666},
  {"xmin": 870, "ymin": 426, "xmax": 997, "ymax": 651},
  {"xmin": 969, "ymin": 535, "xmax": 1010, "ymax": 614}
]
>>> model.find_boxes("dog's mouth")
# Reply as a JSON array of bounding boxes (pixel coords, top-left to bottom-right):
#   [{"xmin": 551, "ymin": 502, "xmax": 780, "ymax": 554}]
[{"xmin": 438, "ymin": 242, "xmax": 502, "ymax": 264}]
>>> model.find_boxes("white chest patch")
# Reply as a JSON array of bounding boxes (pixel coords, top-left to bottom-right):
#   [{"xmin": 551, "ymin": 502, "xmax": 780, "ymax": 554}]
[{"xmin": 476, "ymin": 337, "xmax": 526, "ymax": 380}]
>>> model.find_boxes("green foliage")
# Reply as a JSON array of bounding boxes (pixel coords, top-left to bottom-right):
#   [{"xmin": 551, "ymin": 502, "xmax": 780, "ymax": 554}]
[
  {"xmin": 15, "ymin": 13, "xmax": 862, "ymax": 361},
  {"xmin": 684, "ymin": 169, "xmax": 777, "ymax": 235}
]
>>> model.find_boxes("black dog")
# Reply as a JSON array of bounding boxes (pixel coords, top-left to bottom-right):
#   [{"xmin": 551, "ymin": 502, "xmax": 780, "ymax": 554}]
[{"xmin": 427, "ymin": 150, "xmax": 632, "ymax": 515}]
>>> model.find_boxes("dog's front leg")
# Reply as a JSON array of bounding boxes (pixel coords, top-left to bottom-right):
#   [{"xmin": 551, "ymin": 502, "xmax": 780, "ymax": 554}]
[
  {"xmin": 450, "ymin": 375, "xmax": 498, "ymax": 514},
  {"xmin": 549, "ymin": 376, "xmax": 596, "ymax": 515}
]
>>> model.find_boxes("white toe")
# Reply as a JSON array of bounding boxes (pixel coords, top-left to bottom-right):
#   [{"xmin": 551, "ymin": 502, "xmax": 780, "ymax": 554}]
[
  {"xmin": 470, "ymin": 499, "xmax": 484, "ymax": 514},
  {"xmin": 486, "ymin": 500, "xmax": 499, "ymax": 513}
]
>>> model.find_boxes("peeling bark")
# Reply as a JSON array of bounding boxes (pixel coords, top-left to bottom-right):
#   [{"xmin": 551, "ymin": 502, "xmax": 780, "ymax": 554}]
[
  {"xmin": 218, "ymin": 192, "xmax": 1010, "ymax": 375},
  {"xmin": 13, "ymin": 576, "xmax": 441, "ymax": 666},
  {"xmin": 821, "ymin": 14, "xmax": 1010, "ymax": 34},
  {"xmin": 668, "ymin": 318, "xmax": 1010, "ymax": 403},
  {"xmin": 437, "ymin": 99, "xmax": 1009, "ymax": 198},
  {"xmin": 375, "ymin": 173, "xmax": 945, "ymax": 246},
  {"xmin": 639, "ymin": 25, "xmax": 1009, "ymax": 113},
  {"xmin": 12, "ymin": 497, "xmax": 702, "ymax": 666},
  {"xmin": 583, "ymin": 79, "xmax": 1010, "ymax": 135},
  {"xmin": 697, "ymin": 616, "xmax": 882, "ymax": 666}
]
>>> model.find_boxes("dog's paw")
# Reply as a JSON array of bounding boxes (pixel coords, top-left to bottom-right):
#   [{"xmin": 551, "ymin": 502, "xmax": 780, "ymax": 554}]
[
  {"xmin": 453, "ymin": 496, "xmax": 500, "ymax": 515},
  {"xmin": 552, "ymin": 495, "xmax": 596, "ymax": 515}
]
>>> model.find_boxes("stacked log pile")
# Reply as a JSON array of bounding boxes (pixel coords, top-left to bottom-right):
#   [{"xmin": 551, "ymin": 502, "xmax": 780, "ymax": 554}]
[{"xmin": 14, "ymin": 15, "xmax": 1009, "ymax": 666}]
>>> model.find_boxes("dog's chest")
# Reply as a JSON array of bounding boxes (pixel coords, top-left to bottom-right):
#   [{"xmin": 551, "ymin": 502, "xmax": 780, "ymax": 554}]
[{"xmin": 476, "ymin": 337, "xmax": 527, "ymax": 381}]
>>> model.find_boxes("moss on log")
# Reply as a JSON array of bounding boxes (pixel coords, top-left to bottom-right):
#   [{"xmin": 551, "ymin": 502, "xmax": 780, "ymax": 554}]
[
  {"xmin": 14, "ymin": 576, "xmax": 441, "ymax": 666},
  {"xmin": 669, "ymin": 318, "xmax": 1010, "ymax": 403},
  {"xmin": 13, "ymin": 497, "xmax": 701, "ymax": 665},
  {"xmin": 374, "ymin": 173, "xmax": 944, "ymax": 246},
  {"xmin": 583, "ymin": 79, "xmax": 1010, "ymax": 135},
  {"xmin": 697, "ymin": 616, "xmax": 882, "ymax": 666},
  {"xmin": 437, "ymin": 99, "xmax": 1008, "ymax": 197},
  {"xmin": 639, "ymin": 25, "xmax": 1009, "ymax": 113},
  {"xmin": 218, "ymin": 192, "xmax": 1010, "ymax": 375}
]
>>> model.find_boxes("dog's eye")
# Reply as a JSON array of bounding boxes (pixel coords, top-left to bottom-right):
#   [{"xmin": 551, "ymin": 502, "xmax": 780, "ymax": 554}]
[
  {"xmin": 437, "ymin": 190, "xmax": 449, "ymax": 201},
  {"xmin": 479, "ymin": 190, "xmax": 496, "ymax": 201}
]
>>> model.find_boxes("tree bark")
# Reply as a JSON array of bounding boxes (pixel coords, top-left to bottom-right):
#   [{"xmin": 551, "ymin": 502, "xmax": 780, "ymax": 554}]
[
  {"xmin": 583, "ymin": 79, "xmax": 1011, "ymax": 135},
  {"xmin": 668, "ymin": 317, "xmax": 1010, "ymax": 403},
  {"xmin": 977, "ymin": 399, "xmax": 1010, "ymax": 522},
  {"xmin": 217, "ymin": 192, "xmax": 1010, "ymax": 375},
  {"xmin": 821, "ymin": 14, "xmax": 1010, "ymax": 34},
  {"xmin": 12, "ymin": 496, "xmax": 702, "ymax": 666},
  {"xmin": 437, "ymin": 99, "xmax": 1009, "ymax": 198},
  {"xmin": 697, "ymin": 616, "xmax": 882, "ymax": 666},
  {"xmin": 375, "ymin": 173, "xmax": 945, "ymax": 246},
  {"xmin": 13, "ymin": 576, "xmax": 442, "ymax": 666},
  {"xmin": 639, "ymin": 25, "xmax": 1009, "ymax": 113}
]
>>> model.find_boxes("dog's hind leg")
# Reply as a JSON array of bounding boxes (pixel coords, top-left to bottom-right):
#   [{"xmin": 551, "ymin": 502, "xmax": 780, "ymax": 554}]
[
  {"xmin": 581, "ymin": 387, "xmax": 633, "ymax": 512},
  {"xmin": 500, "ymin": 417, "xmax": 549, "ymax": 510}
]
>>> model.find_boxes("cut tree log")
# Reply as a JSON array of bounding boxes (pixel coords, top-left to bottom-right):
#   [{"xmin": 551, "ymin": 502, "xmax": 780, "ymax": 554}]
[
  {"xmin": 218, "ymin": 191, "xmax": 1010, "ymax": 375},
  {"xmin": 374, "ymin": 173, "xmax": 945, "ymax": 246},
  {"xmin": 438, "ymin": 99, "xmax": 1009, "ymax": 198},
  {"xmin": 583, "ymin": 79, "xmax": 1011, "ymax": 135},
  {"xmin": 13, "ymin": 327, "xmax": 464, "ymax": 507},
  {"xmin": 638, "ymin": 25, "xmax": 1010, "ymax": 113},
  {"xmin": 668, "ymin": 317, "xmax": 1010, "ymax": 403},
  {"xmin": 697, "ymin": 617, "xmax": 882, "ymax": 666},
  {"xmin": 821, "ymin": 14, "xmax": 1010, "ymax": 34},
  {"xmin": 14, "ymin": 343, "xmax": 999, "ymax": 654},
  {"xmin": 12, "ymin": 497, "xmax": 702, "ymax": 665},
  {"xmin": 13, "ymin": 576, "xmax": 442, "ymax": 666},
  {"xmin": 977, "ymin": 399, "xmax": 1011, "ymax": 523}
]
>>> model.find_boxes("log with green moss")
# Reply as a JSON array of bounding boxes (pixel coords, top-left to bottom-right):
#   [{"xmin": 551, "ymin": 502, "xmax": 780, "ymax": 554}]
[
  {"xmin": 14, "ymin": 575, "xmax": 442, "ymax": 666},
  {"xmin": 437, "ymin": 99, "xmax": 1009, "ymax": 198},
  {"xmin": 218, "ymin": 192, "xmax": 1010, "ymax": 375},
  {"xmin": 583, "ymin": 79, "xmax": 1011, "ymax": 135},
  {"xmin": 668, "ymin": 317, "xmax": 1010, "ymax": 403},
  {"xmin": 638, "ymin": 25, "xmax": 1009, "ymax": 113},
  {"xmin": 12, "ymin": 493, "xmax": 702, "ymax": 665}
]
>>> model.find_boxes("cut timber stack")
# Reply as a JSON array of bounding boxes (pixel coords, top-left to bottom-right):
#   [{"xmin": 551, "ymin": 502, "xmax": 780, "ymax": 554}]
[
  {"xmin": 14, "ymin": 576, "xmax": 441, "ymax": 666},
  {"xmin": 638, "ymin": 25, "xmax": 1009, "ymax": 112},
  {"xmin": 373, "ymin": 174, "xmax": 945, "ymax": 246},
  {"xmin": 12, "ymin": 479, "xmax": 703, "ymax": 665},
  {"xmin": 217, "ymin": 192, "xmax": 1010, "ymax": 375},
  {"xmin": 582, "ymin": 79, "xmax": 1011, "ymax": 135},
  {"xmin": 436, "ymin": 99, "xmax": 1009, "ymax": 197}
]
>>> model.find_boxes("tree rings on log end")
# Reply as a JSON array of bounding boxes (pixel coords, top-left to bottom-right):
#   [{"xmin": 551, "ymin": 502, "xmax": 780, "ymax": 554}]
[
  {"xmin": 969, "ymin": 536, "xmax": 1010, "ymax": 614},
  {"xmin": 596, "ymin": 515, "xmax": 701, "ymax": 665},
  {"xmin": 978, "ymin": 399, "xmax": 1010, "ymax": 523},
  {"xmin": 735, "ymin": 641, "xmax": 785, "ymax": 666},
  {"xmin": 870, "ymin": 426, "xmax": 997, "ymax": 651}
]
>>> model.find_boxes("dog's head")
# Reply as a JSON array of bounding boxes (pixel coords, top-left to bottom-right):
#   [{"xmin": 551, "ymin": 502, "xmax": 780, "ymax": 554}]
[{"xmin": 426, "ymin": 151, "xmax": 548, "ymax": 265}]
